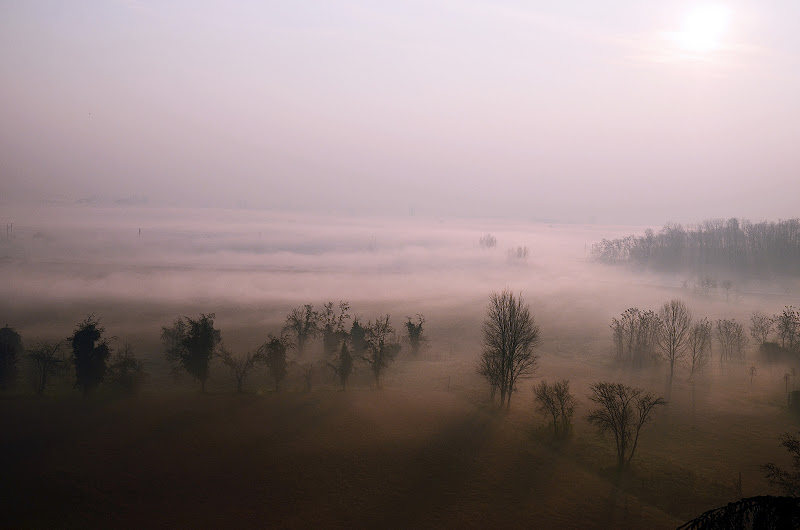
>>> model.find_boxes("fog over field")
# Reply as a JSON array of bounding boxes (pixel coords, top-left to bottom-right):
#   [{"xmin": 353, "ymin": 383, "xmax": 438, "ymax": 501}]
[{"xmin": 4, "ymin": 1, "xmax": 800, "ymax": 527}]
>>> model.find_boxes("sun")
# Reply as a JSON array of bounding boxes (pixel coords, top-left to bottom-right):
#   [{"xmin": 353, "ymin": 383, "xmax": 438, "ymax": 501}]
[{"xmin": 675, "ymin": 4, "xmax": 731, "ymax": 54}]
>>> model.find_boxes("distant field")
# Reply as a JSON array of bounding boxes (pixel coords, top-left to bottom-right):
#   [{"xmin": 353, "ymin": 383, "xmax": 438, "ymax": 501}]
[{"xmin": 1, "ymin": 205, "xmax": 799, "ymax": 527}]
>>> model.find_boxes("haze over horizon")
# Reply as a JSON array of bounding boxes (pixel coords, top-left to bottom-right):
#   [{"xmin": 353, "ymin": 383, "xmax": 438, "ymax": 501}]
[{"xmin": 2, "ymin": 1, "xmax": 799, "ymax": 225}]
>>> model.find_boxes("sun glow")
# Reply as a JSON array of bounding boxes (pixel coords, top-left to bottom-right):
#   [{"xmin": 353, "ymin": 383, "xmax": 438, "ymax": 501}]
[{"xmin": 675, "ymin": 4, "xmax": 731, "ymax": 54}]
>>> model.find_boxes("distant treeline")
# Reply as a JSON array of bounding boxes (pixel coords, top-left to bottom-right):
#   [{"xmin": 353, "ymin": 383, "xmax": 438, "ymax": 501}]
[{"xmin": 591, "ymin": 218, "xmax": 800, "ymax": 275}]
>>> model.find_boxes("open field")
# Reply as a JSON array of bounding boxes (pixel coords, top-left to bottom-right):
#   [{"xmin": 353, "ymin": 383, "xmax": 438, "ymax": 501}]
[{"xmin": 1, "ymin": 205, "xmax": 799, "ymax": 528}]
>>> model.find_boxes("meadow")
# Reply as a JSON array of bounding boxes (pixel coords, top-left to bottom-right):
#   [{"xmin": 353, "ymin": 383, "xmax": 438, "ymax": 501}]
[{"xmin": 1, "ymin": 205, "xmax": 798, "ymax": 528}]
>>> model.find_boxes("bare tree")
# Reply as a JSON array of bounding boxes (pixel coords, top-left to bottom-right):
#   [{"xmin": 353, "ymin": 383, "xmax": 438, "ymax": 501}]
[
  {"xmin": 611, "ymin": 308, "xmax": 661, "ymax": 369},
  {"xmin": 299, "ymin": 361, "xmax": 314, "ymax": 392},
  {"xmin": 721, "ymin": 279, "xmax": 734, "ymax": 302},
  {"xmin": 657, "ymin": 299, "xmax": 692, "ymax": 380},
  {"xmin": 533, "ymin": 380, "xmax": 576, "ymax": 438},
  {"xmin": 749, "ymin": 365, "xmax": 757, "ymax": 386},
  {"xmin": 762, "ymin": 431, "xmax": 800, "ymax": 496},
  {"xmin": 361, "ymin": 315, "xmax": 401, "ymax": 389},
  {"xmin": 283, "ymin": 304, "xmax": 319, "ymax": 355},
  {"xmin": 586, "ymin": 382, "xmax": 666, "ymax": 471},
  {"xmin": 107, "ymin": 342, "xmax": 147, "ymax": 394},
  {"xmin": 479, "ymin": 233, "xmax": 497, "ymax": 249},
  {"xmin": 217, "ymin": 345, "xmax": 259, "ymax": 393},
  {"xmin": 686, "ymin": 318, "xmax": 712, "ymax": 379},
  {"xmin": 716, "ymin": 318, "xmax": 748, "ymax": 364},
  {"xmin": 750, "ymin": 310, "xmax": 774, "ymax": 347},
  {"xmin": 404, "ymin": 314, "xmax": 426, "ymax": 356},
  {"xmin": 27, "ymin": 341, "xmax": 67, "ymax": 396},
  {"xmin": 478, "ymin": 290, "xmax": 540, "ymax": 410},
  {"xmin": 320, "ymin": 301, "xmax": 350, "ymax": 358}
]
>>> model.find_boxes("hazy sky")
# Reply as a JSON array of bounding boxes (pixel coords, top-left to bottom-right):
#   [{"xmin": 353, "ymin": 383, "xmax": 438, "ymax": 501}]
[{"xmin": 2, "ymin": 1, "xmax": 799, "ymax": 224}]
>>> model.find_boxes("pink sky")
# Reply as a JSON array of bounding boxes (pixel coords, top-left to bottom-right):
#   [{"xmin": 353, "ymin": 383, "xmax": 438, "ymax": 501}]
[{"xmin": 2, "ymin": 1, "xmax": 799, "ymax": 224}]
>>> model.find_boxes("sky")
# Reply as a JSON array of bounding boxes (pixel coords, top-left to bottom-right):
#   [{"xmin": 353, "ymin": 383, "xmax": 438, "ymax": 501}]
[{"xmin": 1, "ymin": 1, "xmax": 799, "ymax": 224}]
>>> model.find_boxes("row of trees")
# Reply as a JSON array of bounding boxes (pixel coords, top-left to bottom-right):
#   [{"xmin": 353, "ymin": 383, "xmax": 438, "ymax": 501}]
[
  {"xmin": 611, "ymin": 300, "xmax": 749, "ymax": 378},
  {"xmin": 0, "ymin": 317, "xmax": 146, "ymax": 396},
  {"xmin": 160, "ymin": 304, "xmax": 426, "ymax": 393},
  {"xmin": 0, "ymin": 302, "xmax": 427, "ymax": 396},
  {"xmin": 591, "ymin": 217, "xmax": 800, "ymax": 275},
  {"xmin": 476, "ymin": 290, "xmax": 666, "ymax": 470}
]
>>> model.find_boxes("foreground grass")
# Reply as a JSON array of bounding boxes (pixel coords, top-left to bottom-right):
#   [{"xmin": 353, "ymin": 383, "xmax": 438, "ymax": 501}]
[{"xmin": 0, "ymin": 389, "xmax": 693, "ymax": 529}]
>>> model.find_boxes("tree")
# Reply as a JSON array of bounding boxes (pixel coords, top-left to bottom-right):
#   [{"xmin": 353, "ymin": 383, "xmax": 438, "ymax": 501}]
[
  {"xmin": 161, "ymin": 313, "xmax": 221, "ymax": 392},
  {"xmin": 320, "ymin": 301, "xmax": 350, "ymax": 358},
  {"xmin": 716, "ymin": 318, "xmax": 748, "ymax": 364},
  {"xmin": 533, "ymin": 380, "xmax": 576, "ymax": 438},
  {"xmin": 0, "ymin": 325, "xmax": 23, "ymax": 391},
  {"xmin": 686, "ymin": 318, "xmax": 712, "ymax": 379},
  {"xmin": 657, "ymin": 299, "xmax": 692, "ymax": 380},
  {"xmin": 261, "ymin": 335, "xmax": 288, "ymax": 391},
  {"xmin": 217, "ymin": 345, "xmax": 259, "ymax": 393},
  {"xmin": 350, "ymin": 317, "xmax": 368, "ymax": 359},
  {"xmin": 362, "ymin": 315, "xmax": 401, "ymax": 389},
  {"xmin": 611, "ymin": 308, "xmax": 661, "ymax": 369},
  {"xmin": 404, "ymin": 314, "xmax": 426, "ymax": 356},
  {"xmin": 775, "ymin": 306, "xmax": 800, "ymax": 352},
  {"xmin": 762, "ymin": 431, "xmax": 800, "ymax": 497},
  {"xmin": 70, "ymin": 315, "xmax": 111, "ymax": 396},
  {"xmin": 586, "ymin": 382, "xmax": 666, "ymax": 471},
  {"xmin": 328, "ymin": 340, "xmax": 354, "ymax": 390},
  {"xmin": 750, "ymin": 310, "xmax": 773, "ymax": 346},
  {"xmin": 478, "ymin": 290, "xmax": 540, "ymax": 409},
  {"xmin": 27, "ymin": 341, "xmax": 66, "ymax": 396},
  {"xmin": 283, "ymin": 304, "xmax": 319, "ymax": 355},
  {"xmin": 479, "ymin": 233, "xmax": 497, "ymax": 249},
  {"xmin": 107, "ymin": 342, "xmax": 147, "ymax": 394},
  {"xmin": 749, "ymin": 365, "xmax": 758, "ymax": 386}
]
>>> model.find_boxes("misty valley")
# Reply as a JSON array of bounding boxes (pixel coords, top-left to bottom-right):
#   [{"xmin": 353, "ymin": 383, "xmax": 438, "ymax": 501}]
[{"xmin": 2, "ymin": 206, "xmax": 800, "ymax": 528}]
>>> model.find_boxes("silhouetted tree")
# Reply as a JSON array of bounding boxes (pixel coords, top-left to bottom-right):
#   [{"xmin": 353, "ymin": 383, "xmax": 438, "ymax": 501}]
[
  {"xmin": 478, "ymin": 290, "xmax": 540, "ymax": 409},
  {"xmin": 750, "ymin": 310, "xmax": 774, "ymax": 346},
  {"xmin": 775, "ymin": 306, "xmax": 800, "ymax": 352},
  {"xmin": 586, "ymin": 382, "xmax": 666, "ymax": 471},
  {"xmin": 533, "ymin": 380, "xmax": 576, "ymax": 438},
  {"xmin": 161, "ymin": 313, "xmax": 221, "ymax": 392},
  {"xmin": 27, "ymin": 341, "xmax": 66, "ymax": 396},
  {"xmin": 70, "ymin": 315, "xmax": 111, "ymax": 396},
  {"xmin": 283, "ymin": 304, "xmax": 319, "ymax": 355},
  {"xmin": 328, "ymin": 340, "xmax": 354, "ymax": 390},
  {"xmin": 716, "ymin": 318, "xmax": 748, "ymax": 364},
  {"xmin": 362, "ymin": 315, "xmax": 401, "ymax": 389},
  {"xmin": 0, "ymin": 325, "xmax": 23, "ymax": 391},
  {"xmin": 686, "ymin": 318, "xmax": 712, "ymax": 379},
  {"xmin": 657, "ymin": 299, "xmax": 692, "ymax": 380},
  {"xmin": 261, "ymin": 335, "xmax": 288, "ymax": 391},
  {"xmin": 217, "ymin": 345, "xmax": 259, "ymax": 393},
  {"xmin": 678, "ymin": 496, "xmax": 800, "ymax": 529},
  {"xmin": 749, "ymin": 365, "xmax": 758, "ymax": 386},
  {"xmin": 611, "ymin": 308, "xmax": 661, "ymax": 369},
  {"xmin": 350, "ymin": 317, "xmax": 368, "ymax": 360},
  {"xmin": 762, "ymin": 431, "xmax": 800, "ymax": 496},
  {"xmin": 107, "ymin": 342, "xmax": 147, "ymax": 394},
  {"xmin": 320, "ymin": 301, "xmax": 350, "ymax": 358},
  {"xmin": 404, "ymin": 314, "xmax": 426, "ymax": 356}
]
